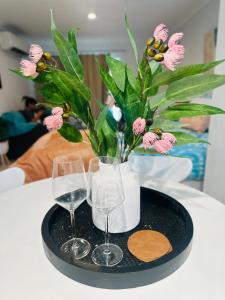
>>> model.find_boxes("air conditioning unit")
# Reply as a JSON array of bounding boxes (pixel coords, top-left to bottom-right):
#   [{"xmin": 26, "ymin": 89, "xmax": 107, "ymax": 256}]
[{"xmin": 0, "ymin": 31, "xmax": 29, "ymax": 55}]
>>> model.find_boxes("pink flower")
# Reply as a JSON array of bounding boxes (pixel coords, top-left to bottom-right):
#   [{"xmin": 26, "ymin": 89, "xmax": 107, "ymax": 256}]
[
  {"xmin": 29, "ymin": 44, "xmax": 43, "ymax": 63},
  {"xmin": 52, "ymin": 107, "xmax": 64, "ymax": 116},
  {"xmin": 154, "ymin": 139, "xmax": 173, "ymax": 153},
  {"xmin": 168, "ymin": 33, "xmax": 184, "ymax": 48},
  {"xmin": 164, "ymin": 32, "xmax": 185, "ymax": 71},
  {"xmin": 143, "ymin": 132, "xmax": 158, "ymax": 149},
  {"xmin": 162, "ymin": 132, "xmax": 176, "ymax": 144},
  {"xmin": 20, "ymin": 59, "xmax": 38, "ymax": 78},
  {"xmin": 133, "ymin": 118, "xmax": 146, "ymax": 135},
  {"xmin": 153, "ymin": 24, "xmax": 168, "ymax": 42},
  {"xmin": 44, "ymin": 115, "xmax": 63, "ymax": 131}
]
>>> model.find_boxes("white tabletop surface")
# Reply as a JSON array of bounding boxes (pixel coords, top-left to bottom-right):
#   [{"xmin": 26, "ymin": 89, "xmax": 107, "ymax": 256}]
[{"xmin": 0, "ymin": 178, "xmax": 225, "ymax": 300}]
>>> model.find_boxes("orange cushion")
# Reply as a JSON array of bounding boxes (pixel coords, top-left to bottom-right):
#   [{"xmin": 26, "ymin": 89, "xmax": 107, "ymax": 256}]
[{"xmin": 12, "ymin": 131, "xmax": 95, "ymax": 183}]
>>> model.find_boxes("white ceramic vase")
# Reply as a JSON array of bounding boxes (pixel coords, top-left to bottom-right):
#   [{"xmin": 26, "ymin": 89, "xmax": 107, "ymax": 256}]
[{"xmin": 92, "ymin": 161, "xmax": 140, "ymax": 233}]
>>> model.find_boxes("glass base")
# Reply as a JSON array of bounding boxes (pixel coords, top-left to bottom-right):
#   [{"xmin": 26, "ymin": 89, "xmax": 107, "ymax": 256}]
[
  {"xmin": 61, "ymin": 238, "xmax": 91, "ymax": 259},
  {"xmin": 91, "ymin": 243, "xmax": 123, "ymax": 266}
]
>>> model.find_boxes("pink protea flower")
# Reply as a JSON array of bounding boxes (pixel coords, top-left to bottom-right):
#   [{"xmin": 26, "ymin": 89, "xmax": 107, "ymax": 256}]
[
  {"xmin": 164, "ymin": 32, "xmax": 185, "ymax": 71},
  {"xmin": 52, "ymin": 107, "xmax": 64, "ymax": 116},
  {"xmin": 143, "ymin": 132, "xmax": 158, "ymax": 149},
  {"xmin": 20, "ymin": 59, "xmax": 38, "ymax": 78},
  {"xmin": 44, "ymin": 115, "xmax": 63, "ymax": 131},
  {"xmin": 154, "ymin": 139, "xmax": 173, "ymax": 154},
  {"xmin": 29, "ymin": 44, "xmax": 43, "ymax": 63},
  {"xmin": 153, "ymin": 24, "xmax": 168, "ymax": 42},
  {"xmin": 133, "ymin": 118, "xmax": 146, "ymax": 135},
  {"xmin": 162, "ymin": 132, "xmax": 177, "ymax": 144}
]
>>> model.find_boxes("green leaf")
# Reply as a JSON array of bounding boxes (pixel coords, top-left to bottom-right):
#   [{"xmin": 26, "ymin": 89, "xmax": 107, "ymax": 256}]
[
  {"xmin": 161, "ymin": 103, "xmax": 225, "ymax": 120},
  {"xmin": 126, "ymin": 67, "xmax": 136, "ymax": 89},
  {"xmin": 98, "ymin": 64, "xmax": 124, "ymax": 108},
  {"xmin": 150, "ymin": 118, "xmax": 183, "ymax": 131},
  {"xmin": 58, "ymin": 123, "xmax": 83, "ymax": 143},
  {"xmin": 52, "ymin": 70, "xmax": 91, "ymax": 101},
  {"xmin": 10, "ymin": 69, "xmax": 33, "ymax": 80},
  {"xmin": 68, "ymin": 28, "xmax": 78, "ymax": 53},
  {"xmin": 106, "ymin": 55, "xmax": 126, "ymax": 91},
  {"xmin": 51, "ymin": 11, "xmax": 84, "ymax": 81},
  {"xmin": 51, "ymin": 71, "xmax": 73, "ymax": 99},
  {"xmin": 166, "ymin": 74, "xmax": 225, "ymax": 103},
  {"xmin": 125, "ymin": 15, "xmax": 138, "ymax": 65},
  {"xmin": 123, "ymin": 100, "xmax": 144, "ymax": 129},
  {"xmin": 97, "ymin": 121, "xmax": 118, "ymax": 157},
  {"xmin": 172, "ymin": 131, "xmax": 209, "ymax": 146},
  {"xmin": 95, "ymin": 106, "xmax": 109, "ymax": 131},
  {"xmin": 149, "ymin": 61, "xmax": 161, "ymax": 76},
  {"xmin": 152, "ymin": 60, "xmax": 225, "ymax": 87},
  {"xmin": 39, "ymin": 84, "xmax": 65, "ymax": 104},
  {"xmin": 149, "ymin": 92, "xmax": 166, "ymax": 109},
  {"xmin": 70, "ymin": 92, "xmax": 89, "ymax": 124}
]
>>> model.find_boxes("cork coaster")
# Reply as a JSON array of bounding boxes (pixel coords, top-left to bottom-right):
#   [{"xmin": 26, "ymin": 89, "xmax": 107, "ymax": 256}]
[{"xmin": 127, "ymin": 230, "xmax": 173, "ymax": 263}]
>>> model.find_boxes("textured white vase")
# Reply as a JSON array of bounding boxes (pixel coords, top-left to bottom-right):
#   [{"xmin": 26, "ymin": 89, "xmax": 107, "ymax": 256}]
[{"xmin": 92, "ymin": 161, "xmax": 140, "ymax": 233}]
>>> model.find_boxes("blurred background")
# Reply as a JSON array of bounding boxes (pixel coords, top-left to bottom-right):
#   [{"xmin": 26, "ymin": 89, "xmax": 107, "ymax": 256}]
[{"xmin": 0, "ymin": 0, "xmax": 225, "ymax": 203}]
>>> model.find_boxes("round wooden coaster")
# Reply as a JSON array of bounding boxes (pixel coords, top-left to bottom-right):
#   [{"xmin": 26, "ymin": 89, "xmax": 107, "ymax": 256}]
[{"xmin": 128, "ymin": 230, "xmax": 173, "ymax": 263}]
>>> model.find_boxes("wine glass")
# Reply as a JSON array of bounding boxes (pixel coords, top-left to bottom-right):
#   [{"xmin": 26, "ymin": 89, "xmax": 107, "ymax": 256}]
[
  {"xmin": 52, "ymin": 153, "xmax": 91, "ymax": 259},
  {"xmin": 88, "ymin": 156, "xmax": 124, "ymax": 266}
]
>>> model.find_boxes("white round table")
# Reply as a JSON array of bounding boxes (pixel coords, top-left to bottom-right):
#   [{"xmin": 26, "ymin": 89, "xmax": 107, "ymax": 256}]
[{"xmin": 0, "ymin": 178, "xmax": 225, "ymax": 300}]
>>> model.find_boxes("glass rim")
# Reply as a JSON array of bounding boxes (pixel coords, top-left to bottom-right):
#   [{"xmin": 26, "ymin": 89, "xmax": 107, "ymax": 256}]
[{"xmin": 53, "ymin": 154, "xmax": 83, "ymax": 164}]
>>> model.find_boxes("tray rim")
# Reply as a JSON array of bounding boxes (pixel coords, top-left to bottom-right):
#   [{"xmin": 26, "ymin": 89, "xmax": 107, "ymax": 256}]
[{"xmin": 41, "ymin": 187, "xmax": 193, "ymax": 274}]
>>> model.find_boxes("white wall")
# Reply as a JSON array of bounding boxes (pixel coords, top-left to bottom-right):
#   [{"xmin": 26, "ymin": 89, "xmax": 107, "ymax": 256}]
[
  {"xmin": 204, "ymin": 0, "xmax": 225, "ymax": 204},
  {"xmin": 177, "ymin": 0, "xmax": 220, "ymax": 65},
  {"xmin": 0, "ymin": 49, "xmax": 34, "ymax": 114}
]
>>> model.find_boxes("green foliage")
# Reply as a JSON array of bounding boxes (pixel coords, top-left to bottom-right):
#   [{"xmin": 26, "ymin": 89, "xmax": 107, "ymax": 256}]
[
  {"xmin": 58, "ymin": 123, "xmax": 83, "ymax": 142},
  {"xmin": 52, "ymin": 70, "xmax": 91, "ymax": 101},
  {"xmin": 166, "ymin": 74, "xmax": 225, "ymax": 103},
  {"xmin": 98, "ymin": 64, "xmax": 124, "ymax": 108},
  {"xmin": 152, "ymin": 60, "xmax": 225, "ymax": 87},
  {"xmin": 161, "ymin": 103, "xmax": 225, "ymax": 120},
  {"xmin": 106, "ymin": 55, "xmax": 126, "ymax": 91},
  {"xmin": 39, "ymin": 83, "xmax": 65, "ymax": 105},
  {"xmin": 172, "ymin": 132, "xmax": 209, "ymax": 146},
  {"xmin": 68, "ymin": 29, "xmax": 78, "ymax": 53},
  {"xmin": 11, "ymin": 13, "xmax": 225, "ymax": 161},
  {"xmin": 150, "ymin": 118, "xmax": 183, "ymax": 131},
  {"xmin": 126, "ymin": 67, "xmax": 136, "ymax": 89},
  {"xmin": 51, "ymin": 11, "xmax": 84, "ymax": 81}
]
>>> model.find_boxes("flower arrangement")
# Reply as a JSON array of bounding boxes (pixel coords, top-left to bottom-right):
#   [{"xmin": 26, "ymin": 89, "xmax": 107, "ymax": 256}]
[{"xmin": 13, "ymin": 13, "xmax": 225, "ymax": 162}]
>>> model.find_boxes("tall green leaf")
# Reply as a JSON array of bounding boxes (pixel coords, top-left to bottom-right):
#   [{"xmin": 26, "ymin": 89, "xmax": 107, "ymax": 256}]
[
  {"xmin": 52, "ymin": 70, "xmax": 91, "ymax": 101},
  {"xmin": 161, "ymin": 103, "xmax": 225, "ymax": 120},
  {"xmin": 98, "ymin": 64, "xmax": 124, "ymax": 108},
  {"xmin": 58, "ymin": 123, "xmax": 83, "ymax": 142},
  {"xmin": 106, "ymin": 55, "xmax": 126, "ymax": 92},
  {"xmin": 125, "ymin": 15, "xmax": 138, "ymax": 65},
  {"xmin": 152, "ymin": 60, "xmax": 225, "ymax": 87},
  {"xmin": 39, "ymin": 84, "xmax": 65, "ymax": 105},
  {"xmin": 51, "ymin": 11, "xmax": 84, "ymax": 81},
  {"xmin": 126, "ymin": 67, "xmax": 136, "ymax": 89},
  {"xmin": 68, "ymin": 28, "xmax": 78, "ymax": 53},
  {"xmin": 166, "ymin": 74, "xmax": 225, "ymax": 102}
]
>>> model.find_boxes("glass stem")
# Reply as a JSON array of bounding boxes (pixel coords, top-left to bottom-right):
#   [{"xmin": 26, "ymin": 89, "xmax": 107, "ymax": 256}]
[
  {"xmin": 70, "ymin": 210, "xmax": 76, "ymax": 240},
  {"xmin": 70, "ymin": 210, "xmax": 79, "ymax": 252},
  {"xmin": 104, "ymin": 212, "xmax": 110, "ymax": 247}
]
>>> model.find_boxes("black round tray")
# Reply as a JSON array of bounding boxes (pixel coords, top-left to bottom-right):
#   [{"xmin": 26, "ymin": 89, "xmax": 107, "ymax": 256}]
[{"xmin": 41, "ymin": 187, "xmax": 193, "ymax": 289}]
